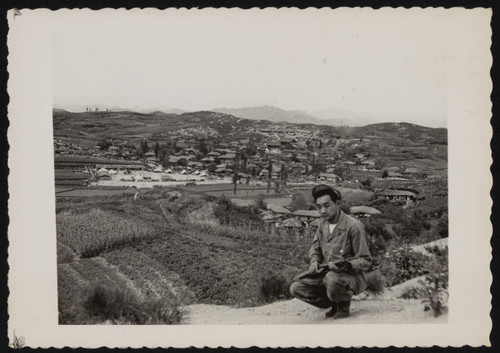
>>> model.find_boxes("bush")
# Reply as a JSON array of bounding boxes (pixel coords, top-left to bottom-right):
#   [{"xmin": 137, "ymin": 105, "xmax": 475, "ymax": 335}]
[
  {"xmin": 361, "ymin": 216, "xmax": 392, "ymax": 256},
  {"xmin": 368, "ymin": 235, "xmax": 387, "ymax": 257},
  {"xmin": 258, "ymin": 271, "xmax": 291, "ymax": 303},
  {"xmin": 436, "ymin": 215, "xmax": 448, "ymax": 238},
  {"xmin": 362, "ymin": 215, "xmax": 392, "ymax": 241},
  {"xmin": 380, "ymin": 247, "xmax": 433, "ymax": 286},
  {"xmin": 367, "ymin": 198, "xmax": 389, "ymax": 207},
  {"xmin": 213, "ymin": 196, "xmax": 264, "ymax": 229},
  {"xmin": 80, "ymin": 284, "xmax": 183, "ymax": 324},
  {"xmin": 393, "ymin": 217, "xmax": 424, "ymax": 238},
  {"xmin": 364, "ymin": 269, "xmax": 386, "ymax": 295},
  {"xmin": 288, "ymin": 191, "xmax": 310, "ymax": 212},
  {"xmin": 256, "ymin": 195, "xmax": 267, "ymax": 210},
  {"xmin": 376, "ymin": 203, "xmax": 404, "ymax": 222},
  {"xmin": 420, "ymin": 272, "xmax": 448, "ymax": 317},
  {"xmin": 401, "ymin": 286, "xmax": 425, "ymax": 299},
  {"xmin": 422, "ymin": 220, "xmax": 432, "ymax": 230}
]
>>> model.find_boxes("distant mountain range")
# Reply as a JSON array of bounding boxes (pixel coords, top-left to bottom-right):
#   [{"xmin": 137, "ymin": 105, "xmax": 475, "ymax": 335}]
[
  {"xmin": 54, "ymin": 104, "xmax": 445, "ymax": 128},
  {"xmin": 211, "ymin": 105, "xmax": 377, "ymax": 127},
  {"xmin": 211, "ymin": 106, "xmax": 322, "ymax": 125}
]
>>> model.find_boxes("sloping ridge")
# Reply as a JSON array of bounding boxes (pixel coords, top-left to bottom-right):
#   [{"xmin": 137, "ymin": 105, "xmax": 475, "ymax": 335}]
[{"xmin": 182, "ymin": 238, "xmax": 449, "ymax": 325}]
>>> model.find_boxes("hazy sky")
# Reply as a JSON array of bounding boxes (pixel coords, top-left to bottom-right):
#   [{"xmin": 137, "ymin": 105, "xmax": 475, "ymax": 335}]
[{"xmin": 51, "ymin": 9, "xmax": 490, "ymax": 127}]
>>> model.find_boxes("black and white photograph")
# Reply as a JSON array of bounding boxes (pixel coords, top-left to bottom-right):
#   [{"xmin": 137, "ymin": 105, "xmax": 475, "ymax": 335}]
[{"xmin": 6, "ymin": 7, "xmax": 492, "ymax": 348}]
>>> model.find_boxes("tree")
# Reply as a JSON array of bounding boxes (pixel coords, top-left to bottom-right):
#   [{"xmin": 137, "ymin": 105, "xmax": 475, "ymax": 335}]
[
  {"xmin": 311, "ymin": 159, "xmax": 326, "ymax": 175},
  {"xmin": 153, "ymin": 142, "xmax": 160, "ymax": 158},
  {"xmin": 281, "ymin": 163, "xmax": 288, "ymax": 185},
  {"xmin": 267, "ymin": 160, "xmax": 272, "ymax": 194},
  {"xmin": 171, "ymin": 140, "xmax": 179, "ymax": 153},
  {"xmin": 139, "ymin": 139, "xmax": 149, "ymax": 155},
  {"xmin": 97, "ymin": 139, "xmax": 112, "ymax": 151},
  {"xmin": 232, "ymin": 171, "xmax": 238, "ymax": 195},
  {"xmin": 334, "ymin": 166, "xmax": 351, "ymax": 181},
  {"xmin": 234, "ymin": 153, "xmax": 241, "ymax": 172},
  {"xmin": 361, "ymin": 178, "xmax": 372, "ymax": 189},
  {"xmin": 198, "ymin": 140, "xmax": 208, "ymax": 155},
  {"xmin": 245, "ymin": 141, "xmax": 257, "ymax": 157},
  {"xmin": 160, "ymin": 147, "xmax": 170, "ymax": 168},
  {"xmin": 240, "ymin": 151, "xmax": 248, "ymax": 172},
  {"xmin": 207, "ymin": 163, "xmax": 217, "ymax": 173},
  {"xmin": 374, "ymin": 159, "xmax": 384, "ymax": 170},
  {"xmin": 382, "ymin": 170, "xmax": 389, "ymax": 178}
]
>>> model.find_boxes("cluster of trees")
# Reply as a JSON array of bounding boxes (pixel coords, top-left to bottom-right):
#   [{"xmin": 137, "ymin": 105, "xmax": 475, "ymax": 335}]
[{"xmin": 136, "ymin": 139, "xmax": 177, "ymax": 168}]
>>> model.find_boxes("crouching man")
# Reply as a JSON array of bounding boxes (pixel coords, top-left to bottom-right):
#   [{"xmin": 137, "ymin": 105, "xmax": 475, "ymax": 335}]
[{"xmin": 290, "ymin": 184, "xmax": 372, "ymax": 319}]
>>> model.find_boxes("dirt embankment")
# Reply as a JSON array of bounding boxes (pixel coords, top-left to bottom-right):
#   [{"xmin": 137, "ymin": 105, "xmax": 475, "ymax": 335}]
[{"xmin": 182, "ymin": 297, "xmax": 447, "ymax": 325}]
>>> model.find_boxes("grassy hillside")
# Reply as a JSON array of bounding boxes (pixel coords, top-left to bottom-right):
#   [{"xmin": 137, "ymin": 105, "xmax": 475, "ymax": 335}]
[{"xmin": 53, "ymin": 110, "xmax": 180, "ymax": 146}]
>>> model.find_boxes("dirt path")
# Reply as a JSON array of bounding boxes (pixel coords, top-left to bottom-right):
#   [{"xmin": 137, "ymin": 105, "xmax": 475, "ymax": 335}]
[{"xmin": 181, "ymin": 298, "xmax": 447, "ymax": 325}]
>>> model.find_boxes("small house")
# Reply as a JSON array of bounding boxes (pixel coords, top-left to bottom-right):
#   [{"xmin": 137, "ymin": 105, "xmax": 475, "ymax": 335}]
[
  {"xmin": 349, "ymin": 205, "xmax": 382, "ymax": 218},
  {"xmin": 292, "ymin": 210, "xmax": 320, "ymax": 223},
  {"xmin": 377, "ymin": 190, "xmax": 417, "ymax": 203}
]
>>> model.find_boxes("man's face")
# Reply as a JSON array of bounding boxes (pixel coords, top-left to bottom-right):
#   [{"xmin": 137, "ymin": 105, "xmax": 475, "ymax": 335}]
[{"xmin": 315, "ymin": 194, "xmax": 340, "ymax": 223}]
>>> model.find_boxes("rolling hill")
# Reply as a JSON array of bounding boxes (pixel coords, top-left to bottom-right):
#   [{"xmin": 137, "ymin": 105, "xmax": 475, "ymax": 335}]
[{"xmin": 52, "ymin": 109, "xmax": 447, "ymax": 175}]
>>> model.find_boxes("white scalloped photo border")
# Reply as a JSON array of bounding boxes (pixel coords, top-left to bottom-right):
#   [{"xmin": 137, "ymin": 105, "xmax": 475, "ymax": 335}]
[{"xmin": 6, "ymin": 7, "xmax": 493, "ymax": 348}]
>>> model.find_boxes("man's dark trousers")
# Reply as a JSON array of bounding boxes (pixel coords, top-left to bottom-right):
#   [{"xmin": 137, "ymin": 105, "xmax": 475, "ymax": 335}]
[{"xmin": 290, "ymin": 270, "xmax": 367, "ymax": 308}]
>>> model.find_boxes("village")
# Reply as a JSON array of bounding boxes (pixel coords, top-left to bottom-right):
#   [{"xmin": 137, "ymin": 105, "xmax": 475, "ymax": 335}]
[{"xmin": 53, "ymin": 114, "xmax": 447, "ymax": 234}]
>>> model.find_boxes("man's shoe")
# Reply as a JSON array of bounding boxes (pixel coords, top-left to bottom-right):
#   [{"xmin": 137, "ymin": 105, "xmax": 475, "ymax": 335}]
[
  {"xmin": 324, "ymin": 304, "xmax": 337, "ymax": 318},
  {"xmin": 333, "ymin": 301, "xmax": 350, "ymax": 319}
]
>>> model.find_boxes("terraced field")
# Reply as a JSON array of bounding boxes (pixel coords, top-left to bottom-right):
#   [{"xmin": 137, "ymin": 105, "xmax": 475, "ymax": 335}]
[
  {"xmin": 58, "ymin": 256, "xmax": 138, "ymax": 322},
  {"xmin": 56, "ymin": 192, "xmax": 309, "ymax": 323},
  {"xmin": 56, "ymin": 186, "xmax": 448, "ymax": 324}
]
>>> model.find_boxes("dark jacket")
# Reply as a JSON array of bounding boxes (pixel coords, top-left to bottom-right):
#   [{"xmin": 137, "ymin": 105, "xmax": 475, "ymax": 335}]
[{"xmin": 309, "ymin": 211, "xmax": 372, "ymax": 273}]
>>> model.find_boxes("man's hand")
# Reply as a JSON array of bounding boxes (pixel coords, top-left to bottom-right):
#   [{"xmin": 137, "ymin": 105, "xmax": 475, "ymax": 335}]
[
  {"xmin": 328, "ymin": 261, "xmax": 344, "ymax": 273},
  {"xmin": 309, "ymin": 261, "xmax": 321, "ymax": 274},
  {"xmin": 328, "ymin": 261, "xmax": 353, "ymax": 273}
]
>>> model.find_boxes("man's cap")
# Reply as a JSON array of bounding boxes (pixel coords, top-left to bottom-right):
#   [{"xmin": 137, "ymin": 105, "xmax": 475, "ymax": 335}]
[{"xmin": 312, "ymin": 184, "xmax": 342, "ymax": 201}]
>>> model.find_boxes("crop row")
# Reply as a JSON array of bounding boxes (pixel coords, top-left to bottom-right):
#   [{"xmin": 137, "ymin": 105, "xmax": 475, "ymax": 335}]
[
  {"xmin": 57, "ymin": 208, "xmax": 157, "ymax": 258},
  {"xmin": 104, "ymin": 247, "xmax": 195, "ymax": 304},
  {"xmin": 133, "ymin": 226, "xmax": 303, "ymax": 306},
  {"xmin": 58, "ymin": 256, "xmax": 134, "ymax": 323}
]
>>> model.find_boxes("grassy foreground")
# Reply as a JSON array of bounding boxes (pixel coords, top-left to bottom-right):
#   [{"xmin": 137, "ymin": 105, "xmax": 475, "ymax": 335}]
[{"xmin": 56, "ymin": 186, "xmax": 448, "ymax": 324}]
